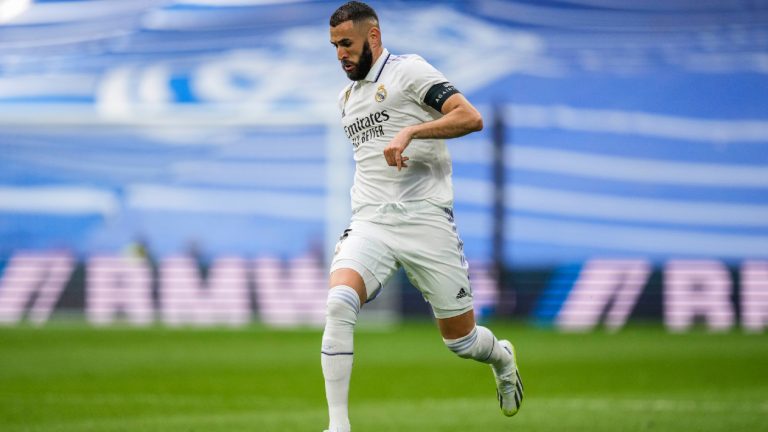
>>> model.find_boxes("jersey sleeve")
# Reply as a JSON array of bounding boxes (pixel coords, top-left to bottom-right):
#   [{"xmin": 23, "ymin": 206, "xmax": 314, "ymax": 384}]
[{"xmin": 400, "ymin": 55, "xmax": 451, "ymax": 107}]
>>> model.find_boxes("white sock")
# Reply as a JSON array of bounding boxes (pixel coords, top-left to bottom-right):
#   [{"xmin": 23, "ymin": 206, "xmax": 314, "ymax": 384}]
[
  {"xmin": 443, "ymin": 326, "xmax": 511, "ymax": 371},
  {"xmin": 321, "ymin": 285, "xmax": 360, "ymax": 432}
]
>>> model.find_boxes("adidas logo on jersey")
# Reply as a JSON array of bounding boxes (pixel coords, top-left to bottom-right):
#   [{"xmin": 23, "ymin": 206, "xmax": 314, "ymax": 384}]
[{"xmin": 456, "ymin": 288, "xmax": 469, "ymax": 299}]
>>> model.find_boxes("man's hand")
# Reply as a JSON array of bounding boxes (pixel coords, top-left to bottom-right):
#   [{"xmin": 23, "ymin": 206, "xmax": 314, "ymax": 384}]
[
  {"xmin": 383, "ymin": 127, "xmax": 413, "ymax": 171},
  {"xmin": 382, "ymin": 94, "xmax": 483, "ymax": 172}
]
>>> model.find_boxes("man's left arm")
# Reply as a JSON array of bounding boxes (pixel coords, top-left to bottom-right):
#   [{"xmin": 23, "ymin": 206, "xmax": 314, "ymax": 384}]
[{"xmin": 383, "ymin": 93, "xmax": 483, "ymax": 170}]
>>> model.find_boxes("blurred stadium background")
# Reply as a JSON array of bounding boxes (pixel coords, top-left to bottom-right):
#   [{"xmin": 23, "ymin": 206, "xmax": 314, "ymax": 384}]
[
  {"xmin": 1, "ymin": 0, "xmax": 766, "ymax": 331},
  {"xmin": 1, "ymin": 1, "xmax": 767, "ymax": 431}
]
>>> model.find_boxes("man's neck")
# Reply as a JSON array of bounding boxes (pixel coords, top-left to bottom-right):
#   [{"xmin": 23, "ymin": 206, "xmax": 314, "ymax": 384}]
[{"xmin": 371, "ymin": 46, "xmax": 384, "ymax": 65}]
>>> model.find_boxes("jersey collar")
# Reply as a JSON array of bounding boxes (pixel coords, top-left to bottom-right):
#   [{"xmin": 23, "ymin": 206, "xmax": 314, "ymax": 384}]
[{"xmin": 362, "ymin": 48, "xmax": 390, "ymax": 83}]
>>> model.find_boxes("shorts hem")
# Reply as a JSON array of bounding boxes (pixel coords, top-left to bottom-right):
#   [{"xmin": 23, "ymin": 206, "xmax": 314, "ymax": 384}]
[{"xmin": 431, "ymin": 304, "xmax": 474, "ymax": 319}]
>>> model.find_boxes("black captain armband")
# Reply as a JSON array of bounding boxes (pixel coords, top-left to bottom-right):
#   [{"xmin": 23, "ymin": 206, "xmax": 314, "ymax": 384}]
[{"xmin": 424, "ymin": 82, "xmax": 460, "ymax": 112}]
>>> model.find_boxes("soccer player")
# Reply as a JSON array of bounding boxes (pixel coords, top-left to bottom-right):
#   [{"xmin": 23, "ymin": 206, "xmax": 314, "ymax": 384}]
[{"xmin": 321, "ymin": 2, "xmax": 523, "ymax": 431}]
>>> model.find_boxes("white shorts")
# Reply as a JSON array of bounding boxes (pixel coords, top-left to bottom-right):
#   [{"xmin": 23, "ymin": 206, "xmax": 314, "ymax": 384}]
[{"xmin": 330, "ymin": 201, "xmax": 474, "ymax": 319}]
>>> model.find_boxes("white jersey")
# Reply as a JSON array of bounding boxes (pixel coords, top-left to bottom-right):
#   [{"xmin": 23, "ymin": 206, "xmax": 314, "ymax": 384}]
[{"xmin": 338, "ymin": 48, "xmax": 454, "ymax": 211}]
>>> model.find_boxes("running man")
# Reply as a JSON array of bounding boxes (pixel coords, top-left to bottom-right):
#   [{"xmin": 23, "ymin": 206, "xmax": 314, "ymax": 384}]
[{"xmin": 321, "ymin": 2, "xmax": 523, "ymax": 431}]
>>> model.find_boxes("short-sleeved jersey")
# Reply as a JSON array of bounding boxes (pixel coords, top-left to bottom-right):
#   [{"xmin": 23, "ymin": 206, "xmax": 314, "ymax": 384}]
[{"xmin": 338, "ymin": 48, "xmax": 454, "ymax": 211}]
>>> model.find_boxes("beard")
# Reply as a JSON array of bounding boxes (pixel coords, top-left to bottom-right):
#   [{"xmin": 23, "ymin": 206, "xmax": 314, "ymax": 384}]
[{"xmin": 343, "ymin": 41, "xmax": 374, "ymax": 81}]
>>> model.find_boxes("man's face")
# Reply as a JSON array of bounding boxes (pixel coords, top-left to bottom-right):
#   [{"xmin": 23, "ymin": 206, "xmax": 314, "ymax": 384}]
[{"xmin": 330, "ymin": 20, "xmax": 374, "ymax": 81}]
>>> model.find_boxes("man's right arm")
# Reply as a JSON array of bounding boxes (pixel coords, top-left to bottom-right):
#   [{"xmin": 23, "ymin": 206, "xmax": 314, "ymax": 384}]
[{"xmin": 383, "ymin": 92, "xmax": 482, "ymax": 170}]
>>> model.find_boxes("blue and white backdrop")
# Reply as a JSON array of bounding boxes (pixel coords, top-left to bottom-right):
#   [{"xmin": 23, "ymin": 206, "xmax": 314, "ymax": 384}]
[{"xmin": 0, "ymin": 0, "xmax": 766, "ymax": 331}]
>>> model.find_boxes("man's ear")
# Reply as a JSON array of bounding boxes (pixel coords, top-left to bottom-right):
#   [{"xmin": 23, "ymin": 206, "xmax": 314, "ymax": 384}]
[{"xmin": 368, "ymin": 26, "xmax": 381, "ymax": 49}]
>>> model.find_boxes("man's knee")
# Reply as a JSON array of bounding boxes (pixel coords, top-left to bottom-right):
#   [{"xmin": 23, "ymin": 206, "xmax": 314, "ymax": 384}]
[
  {"xmin": 329, "ymin": 268, "xmax": 368, "ymax": 305},
  {"xmin": 326, "ymin": 285, "xmax": 361, "ymax": 325}
]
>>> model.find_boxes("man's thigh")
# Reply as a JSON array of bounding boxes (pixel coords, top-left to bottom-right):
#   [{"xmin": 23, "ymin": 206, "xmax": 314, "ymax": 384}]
[
  {"xmin": 398, "ymin": 209, "xmax": 473, "ymax": 318},
  {"xmin": 330, "ymin": 220, "xmax": 400, "ymax": 301}
]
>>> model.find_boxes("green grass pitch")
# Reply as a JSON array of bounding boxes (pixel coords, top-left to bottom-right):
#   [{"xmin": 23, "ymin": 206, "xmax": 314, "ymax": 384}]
[{"xmin": 1, "ymin": 322, "xmax": 766, "ymax": 431}]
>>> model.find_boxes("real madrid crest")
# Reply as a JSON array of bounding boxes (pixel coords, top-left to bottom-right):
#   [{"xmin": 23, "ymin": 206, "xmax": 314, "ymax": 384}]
[{"xmin": 375, "ymin": 84, "xmax": 387, "ymax": 103}]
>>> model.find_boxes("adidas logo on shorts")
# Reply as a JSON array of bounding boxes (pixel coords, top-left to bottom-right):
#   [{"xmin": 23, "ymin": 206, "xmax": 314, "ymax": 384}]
[{"xmin": 456, "ymin": 288, "xmax": 469, "ymax": 299}]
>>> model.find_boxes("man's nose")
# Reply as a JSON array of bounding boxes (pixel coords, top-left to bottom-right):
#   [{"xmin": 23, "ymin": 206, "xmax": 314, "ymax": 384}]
[{"xmin": 337, "ymin": 47, "xmax": 348, "ymax": 60}]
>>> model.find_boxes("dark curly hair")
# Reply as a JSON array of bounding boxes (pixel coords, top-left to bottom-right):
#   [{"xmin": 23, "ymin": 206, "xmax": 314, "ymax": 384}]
[{"xmin": 330, "ymin": 1, "xmax": 379, "ymax": 27}]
